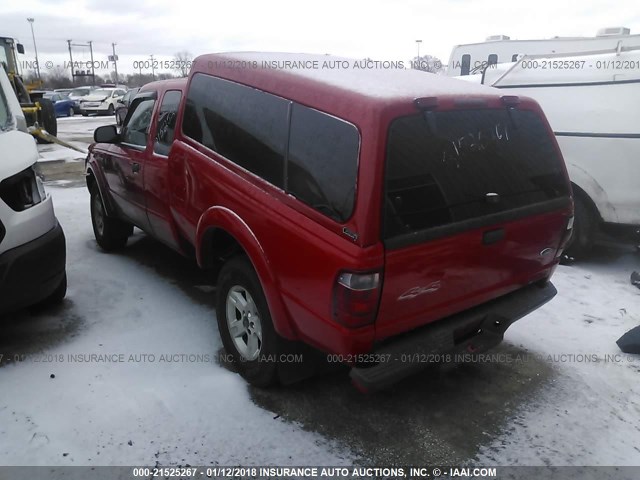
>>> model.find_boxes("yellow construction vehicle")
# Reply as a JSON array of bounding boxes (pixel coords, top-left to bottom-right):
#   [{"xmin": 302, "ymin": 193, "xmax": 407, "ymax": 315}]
[{"xmin": 1, "ymin": 36, "xmax": 57, "ymax": 143}]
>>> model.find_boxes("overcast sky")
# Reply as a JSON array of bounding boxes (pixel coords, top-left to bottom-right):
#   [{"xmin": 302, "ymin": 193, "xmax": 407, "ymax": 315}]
[{"xmin": 2, "ymin": 0, "xmax": 639, "ymax": 75}]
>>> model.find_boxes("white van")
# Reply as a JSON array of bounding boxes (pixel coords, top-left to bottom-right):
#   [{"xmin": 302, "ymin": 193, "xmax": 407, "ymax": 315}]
[
  {"xmin": 0, "ymin": 66, "xmax": 66, "ymax": 315},
  {"xmin": 449, "ymin": 30, "xmax": 640, "ymax": 255}
]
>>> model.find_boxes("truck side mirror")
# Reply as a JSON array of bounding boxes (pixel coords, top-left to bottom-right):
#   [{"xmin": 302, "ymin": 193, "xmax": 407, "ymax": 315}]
[
  {"xmin": 94, "ymin": 125, "xmax": 119, "ymax": 143},
  {"xmin": 17, "ymin": 43, "xmax": 25, "ymax": 54}
]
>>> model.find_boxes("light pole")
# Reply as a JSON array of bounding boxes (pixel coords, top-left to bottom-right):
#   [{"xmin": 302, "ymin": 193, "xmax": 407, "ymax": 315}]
[
  {"xmin": 415, "ymin": 39, "xmax": 422, "ymax": 69},
  {"xmin": 111, "ymin": 43, "xmax": 119, "ymax": 85},
  {"xmin": 27, "ymin": 17, "xmax": 41, "ymax": 81},
  {"xmin": 150, "ymin": 54, "xmax": 155, "ymax": 80}
]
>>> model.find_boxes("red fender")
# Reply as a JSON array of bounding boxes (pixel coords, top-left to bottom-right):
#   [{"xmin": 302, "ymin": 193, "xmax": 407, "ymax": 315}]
[
  {"xmin": 86, "ymin": 162, "xmax": 118, "ymax": 217},
  {"xmin": 195, "ymin": 206, "xmax": 298, "ymax": 340}
]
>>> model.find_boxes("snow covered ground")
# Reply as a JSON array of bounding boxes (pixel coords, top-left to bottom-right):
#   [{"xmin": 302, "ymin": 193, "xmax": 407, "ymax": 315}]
[
  {"xmin": 0, "ymin": 184, "xmax": 638, "ymax": 471},
  {"xmin": 479, "ymin": 254, "xmax": 640, "ymax": 466},
  {"xmin": 0, "ymin": 186, "xmax": 356, "ymax": 468},
  {"xmin": 37, "ymin": 116, "xmax": 113, "ymax": 163},
  {"xmin": 0, "ymin": 115, "xmax": 638, "ymax": 472}
]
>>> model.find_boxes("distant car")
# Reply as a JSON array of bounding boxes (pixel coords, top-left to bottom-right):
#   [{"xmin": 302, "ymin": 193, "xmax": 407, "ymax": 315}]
[
  {"xmin": 68, "ymin": 86, "xmax": 98, "ymax": 114},
  {"xmin": 54, "ymin": 88, "xmax": 73, "ymax": 95},
  {"xmin": 80, "ymin": 87, "xmax": 126, "ymax": 116},
  {"xmin": 115, "ymin": 87, "xmax": 140, "ymax": 126},
  {"xmin": 99, "ymin": 83, "xmax": 127, "ymax": 89},
  {"xmin": 43, "ymin": 92, "xmax": 75, "ymax": 117}
]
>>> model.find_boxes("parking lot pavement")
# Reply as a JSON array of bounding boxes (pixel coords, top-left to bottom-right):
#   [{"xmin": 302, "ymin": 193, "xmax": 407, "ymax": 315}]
[
  {"xmin": 0, "ymin": 185, "xmax": 556, "ymax": 467},
  {"xmin": 1, "ymin": 118, "xmax": 639, "ymax": 467},
  {"xmin": 35, "ymin": 115, "xmax": 115, "ymax": 188},
  {"xmin": 0, "ymin": 182, "xmax": 637, "ymax": 468}
]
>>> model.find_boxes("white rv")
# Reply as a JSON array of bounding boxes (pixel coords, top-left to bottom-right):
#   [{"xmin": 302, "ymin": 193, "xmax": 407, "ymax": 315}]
[
  {"xmin": 448, "ymin": 27, "xmax": 640, "ymax": 76},
  {"xmin": 449, "ymin": 30, "xmax": 640, "ymax": 256}
]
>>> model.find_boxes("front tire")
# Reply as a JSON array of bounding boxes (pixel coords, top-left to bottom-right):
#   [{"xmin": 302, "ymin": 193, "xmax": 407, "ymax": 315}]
[
  {"xmin": 107, "ymin": 104, "xmax": 115, "ymax": 115},
  {"xmin": 68, "ymin": 107, "xmax": 74, "ymax": 117},
  {"xmin": 216, "ymin": 256, "xmax": 280, "ymax": 387},
  {"xmin": 564, "ymin": 194, "xmax": 596, "ymax": 259},
  {"xmin": 90, "ymin": 187, "xmax": 133, "ymax": 251}
]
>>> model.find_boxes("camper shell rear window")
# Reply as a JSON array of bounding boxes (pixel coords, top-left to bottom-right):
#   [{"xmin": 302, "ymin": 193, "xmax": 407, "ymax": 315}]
[{"xmin": 384, "ymin": 108, "xmax": 569, "ymax": 244}]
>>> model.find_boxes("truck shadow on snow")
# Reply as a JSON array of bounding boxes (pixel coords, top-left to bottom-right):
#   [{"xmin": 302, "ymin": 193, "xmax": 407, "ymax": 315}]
[
  {"xmin": 107, "ymin": 232, "xmax": 557, "ymax": 465},
  {"xmin": 116, "ymin": 232, "xmax": 216, "ymax": 307},
  {"xmin": 0, "ymin": 301, "xmax": 82, "ymax": 368},
  {"xmin": 249, "ymin": 343, "xmax": 554, "ymax": 465}
]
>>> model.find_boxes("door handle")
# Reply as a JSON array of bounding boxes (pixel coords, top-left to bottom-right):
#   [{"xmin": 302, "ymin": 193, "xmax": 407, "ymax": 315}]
[{"xmin": 131, "ymin": 162, "xmax": 140, "ymax": 173}]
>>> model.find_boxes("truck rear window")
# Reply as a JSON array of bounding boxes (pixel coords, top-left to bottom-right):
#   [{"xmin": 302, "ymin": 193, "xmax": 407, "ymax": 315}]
[{"xmin": 384, "ymin": 109, "xmax": 569, "ymax": 240}]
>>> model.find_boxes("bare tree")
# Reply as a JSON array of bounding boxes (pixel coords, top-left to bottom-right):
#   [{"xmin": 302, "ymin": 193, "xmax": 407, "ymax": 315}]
[
  {"xmin": 157, "ymin": 72, "xmax": 177, "ymax": 81},
  {"xmin": 129, "ymin": 73, "xmax": 155, "ymax": 88},
  {"xmin": 173, "ymin": 50, "xmax": 193, "ymax": 77},
  {"xmin": 22, "ymin": 70, "xmax": 40, "ymax": 85},
  {"xmin": 45, "ymin": 66, "xmax": 73, "ymax": 89},
  {"xmin": 411, "ymin": 54, "xmax": 444, "ymax": 74}
]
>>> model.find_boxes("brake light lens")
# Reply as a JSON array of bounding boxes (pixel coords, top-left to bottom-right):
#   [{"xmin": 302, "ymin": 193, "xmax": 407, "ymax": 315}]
[
  {"xmin": 500, "ymin": 95, "xmax": 521, "ymax": 106},
  {"xmin": 332, "ymin": 271, "xmax": 382, "ymax": 328}
]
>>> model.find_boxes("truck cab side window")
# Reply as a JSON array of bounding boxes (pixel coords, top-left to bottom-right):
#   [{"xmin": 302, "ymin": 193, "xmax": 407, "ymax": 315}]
[
  {"xmin": 122, "ymin": 97, "xmax": 156, "ymax": 148},
  {"xmin": 154, "ymin": 90, "xmax": 182, "ymax": 156}
]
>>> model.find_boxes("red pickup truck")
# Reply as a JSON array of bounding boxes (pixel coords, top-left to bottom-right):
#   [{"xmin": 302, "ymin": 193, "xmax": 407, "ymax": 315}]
[{"xmin": 86, "ymin": 53, "xmax": 573, "ymax": 391}]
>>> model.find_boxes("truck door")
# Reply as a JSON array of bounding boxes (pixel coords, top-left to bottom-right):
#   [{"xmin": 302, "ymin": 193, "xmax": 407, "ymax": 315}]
[
  {"xmin": 144, "ymin": 89, "xmax": 183, "ymax": 250},
  {"xmin": 106, "ymin": 93, "xmax": 157, "ymax": 231}
]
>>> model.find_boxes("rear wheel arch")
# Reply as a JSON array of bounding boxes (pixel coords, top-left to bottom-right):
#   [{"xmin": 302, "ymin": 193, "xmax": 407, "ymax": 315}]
[
  {"xmin": 196, "ymin": 210, "xmax": 297, "ymax": 340},
  {"xmin": 570, "ymin": 182, "xmax": 602, "ymax": 224},
  {"xmin": 199, "ymin": 227, "xmax": 244, "ymax": 272},
  {"xmin": 565, "ymin": 182, "xmax": 600, "ymax": 258},
  {"xmin": 565, "ymin": 161, "xmax": 616, "ymax": 223}
]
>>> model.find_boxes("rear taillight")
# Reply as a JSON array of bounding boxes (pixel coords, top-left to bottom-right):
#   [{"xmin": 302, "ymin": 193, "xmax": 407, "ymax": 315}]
[
  {"xmin": 557, "ymin": 215, "xmax": 574, "ymax": 257},
  {"xmin": 332, "ymin": 271, "xmax": 382, "ymax": 328}
]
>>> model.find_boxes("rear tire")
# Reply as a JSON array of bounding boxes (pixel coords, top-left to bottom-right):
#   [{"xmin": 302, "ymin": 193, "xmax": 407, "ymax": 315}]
[
  {"xmin": 216, "ymin": 256, "xmax": 280, "ymax": 387},
  {"xmin": 90, "ymin": 187, "xmax": 133, "ymax": 251},
  {"xmin": 36, "ymin": 97, "xmax": 57, "ymax": 144},
  {"xmin": 564, "ymin": 194, "xmax": 596, "ymax": 258}
]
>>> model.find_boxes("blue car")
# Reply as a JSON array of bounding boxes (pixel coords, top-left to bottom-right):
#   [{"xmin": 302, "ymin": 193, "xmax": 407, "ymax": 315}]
[{"xmin": 43, "ymin": 92, "xmax": 75, "ymax": 117}]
